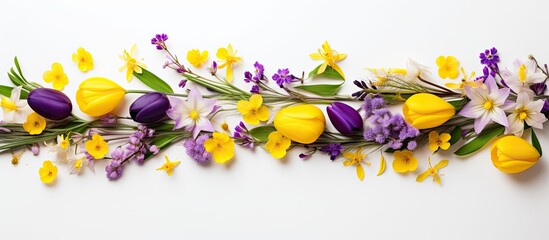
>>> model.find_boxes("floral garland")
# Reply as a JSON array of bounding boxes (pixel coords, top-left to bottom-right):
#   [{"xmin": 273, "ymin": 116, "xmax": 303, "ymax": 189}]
[{"xmin": 1, "ymin": 34, "xmax": 547, "ymax": 185}]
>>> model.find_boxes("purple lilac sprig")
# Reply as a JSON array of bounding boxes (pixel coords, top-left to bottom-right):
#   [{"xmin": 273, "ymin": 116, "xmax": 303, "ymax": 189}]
[
  {"xmin": 320, "ymin": 143, "xmax": 344, "ymax": 160},
  {"xmin": 151, "ymin": 34, "xmax": 168, "ymax": 50},
  {"xmin": 184, "ymin": 134, "xmax": 212, "ymax": 164},
  {"xmin": 479, "ymin": 47, "xmax": 500, "ymax": 78},
  {"xmin": 233, "ymin": 121, "xmax": 254, "ymax": 148}
]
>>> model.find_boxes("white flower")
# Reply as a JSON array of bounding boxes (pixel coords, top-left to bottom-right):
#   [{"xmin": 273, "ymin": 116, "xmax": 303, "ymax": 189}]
[
  {"xmin": 166, "ymin": 86, "xmax": 218, "ymax": 138},
  {"xmin": 501, "ymin": 59, "xmax": 545, "ymax": 95},
  {"xmin": 405, "ymin": 58, "xmax": 431, "ymax": 82},
  {"xmin": 1, "ymin": 86, "xmax": 29, "ymax": 123},
  {"xmin": 505, "ymin": 93, "xmax": 547, "ymax": 137}
]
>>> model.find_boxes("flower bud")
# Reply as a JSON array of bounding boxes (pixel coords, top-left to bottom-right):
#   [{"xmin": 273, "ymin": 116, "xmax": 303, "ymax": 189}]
[
  {"xmin": 326, "ymin": 102, "xmax": 362, "ymax": 134},
  {"xmin": 27, "ymin": 88, "xmax": 72, "ymax": 120},
  {"xmin": 273, "ymin": 104, "xmax": 325, "ymax": 144},
  {"xmin": 76, "ymin": 77, "xmax": 125, "ymax": 117},
  {"xmin": 491, "ymin": 135, "xmax": 540, "ymax": 173},
  {"xmin": 129, "ymin": 92, "xmax": 170, "ymax": 124},
  {"xmin": 402, "ymin": 93, "xmax": 455, "ymax": 129}
]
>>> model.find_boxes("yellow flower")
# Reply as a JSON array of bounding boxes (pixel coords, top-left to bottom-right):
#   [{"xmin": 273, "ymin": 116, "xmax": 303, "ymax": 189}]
[
  {"xmin": 187, "ymin": 49, "xmax": 209, "ymax": 67},
  {"xmin": 416, "ymin": 158, "xmax": 448, "ymax": 185},
  {"xmin": 76, "ymin": 77, "xmax": 126, "ymax": 117},
  {"xmin": 445, "ymin": 67, "xmax": 482, "ymax": 94},
  {"xmin": 392, "ymin": 150, "xmax": 418, "ymax": 173},
  {"xmin": 273, "ymin": 104, "xmax": 326, "ymax": 144},
  {"xmin": 428, "ymin": 131, "xmax": 451, "ymax": 152},
  {"xmin": 39, "ymin": 160, "xmax": 58, "ymax": 184},
  {"xmin": 22, "ymin": 112, "xmax": 46, "ymax": 135},
  {"xmin": 309, "ymin": 41, "xmax": 347, "ymax": 78},
  {"xmin": 367, "ymin": 68, "xmax": 407, "ymax": 86},
  {"xmin": 402, "ymin": 93, "xmax": 455, "ymax": 129},
  {"xmin": 85, "ymin": 134, "xmax": 108, "ymax": 159},
  {"xmin": 265, "ymin": 131, "xmax": 291, "ymax": 159},
  {"xmin": 42, "ymin": 63, "xmax": 69, "ymax": 91},
  {"xmin": 156, "ymin": 155, "xmax": 181, "ymax": 176},
  {"xmin": 237, "ymin": 94, "xmax": 270, "ymax": 125},
  {"xmin": 491, "ymin": 135, "xmax": 540, "ymax": 173},
  {"xmin": 343, "ymin": 148, "xmax": 370, "ymax": 181},
  {"xmin": 216, "ymin": 44, "xmax": 241, "ymax": 82},
  {"xmin": 436, "ymin": 55, "xmax": 460, "ymax": 79},
  {"xmin": 204, "ymin": 132, "xmax": 235, "ymax": 164},
  {"xmin": 73, "ymin": 158, "xmax": 84, "ymax": 173},
  {"xmin": 58, "ymin": 134, "xmax": 70, "ymax": 150},
  {"xmin": 119, "ymin": 44, "xmax": 147, "ymax": 81},
  {"xmin": 72, "ymin": 47, "xmax": 94, "ymax": 72}
]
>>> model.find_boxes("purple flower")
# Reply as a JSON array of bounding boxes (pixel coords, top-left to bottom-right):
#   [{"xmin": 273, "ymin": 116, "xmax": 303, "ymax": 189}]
[
  {"xmin": 480, "ymin": 47, "xmax": 500, "ymax": 67},
  {"xmin": 250, "ymin": 84, "xmax": 260, "ymax": 94},
  {"xmin": 27, "ymin": 88, "xmax": 72, "ymax": 120},
  {"xmin": 106, "ymin": 160, "xmax": 123, "ymax": 180},
  {"xmin": 530, "ymin": 82, "xmax": 547, "ymax": 95},
  {"xmin": 100, "ymin": 114, "xmax": 117, "ymax": 125},
  {"xmin": 233, "ymin": 121, "xmax": 254, "ymax": 148},
  {"xmin": 542, "ymin": 99, "xmax": 549, "ymax": 113},
  {"xmin": 27, "ymin": 143, "xmax": 40, "ymax": 156},
  {"xmin": 320, "ymin": 143, "xmax": 343, "ymax": 160},
  {"xmin": 326, "ymin": 102, "xmax": 363, "ymax": 135},
  {"xmin": 208, "ymin": 61, "xmax": 218, "ymax": 75},
  {"xmin": 151, "ymin": 33, "xmax": 168, "ymax": 50},
  {"xmin": 407, "ymin": 140, "xmax": 417, "ymax": 150},
  {"xmin": 244, "ymin": 71, "xmax": 254, "ymax": 83},
  {"xmin": 253, "ymin": 62, "xmax": 265, "ymax": 81},
  {"xmin": 272, "ymin": 68, "xmax": 294, "ymax": 87},
  {"xmin": 184, "ymin": 134, "xmax": 212, "ymax": 164},
  {"xmin": 179, "ymin": 80, "xmax": 187, "ymax": 88}
]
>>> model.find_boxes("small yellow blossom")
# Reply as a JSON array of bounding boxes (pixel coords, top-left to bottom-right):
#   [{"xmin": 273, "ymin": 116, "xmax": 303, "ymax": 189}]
[
  {"xmin": 309, "ymin": 41, "xmax": 347, "ymax": 78},
  {"xmin": 216, "ymin": 44, "xmax": 241, "ymax": 82},
  {"xmin": 72, "ymin": 47, "xmax": 94, "ymax": 72},
  {"xmin": 265, "ymin": 131, "xmax": 291, "ymax": 159},
  {"xmin": 237, "ymin": 94, "xmax": 269, "ymax": 125},
  {"xmin": 343, "ymin": 148, "xmax": 370, "ymax": 181},
  {"xmin": 11, "ymin": 149, "xmax": 25, "ymax": 165},
  {"xmin": 436, "ymin": 56, "xmax": 460, "ymax": 79},
  {"xmin": 416, "ymin": 158, "xmax": 448, "ymax": 185},
  {"xmin": 119, "ymin": 44, "xmax": 147, "ymax": 82},
  {"xmin": 85, "ymin": 134, "xmax": 108, "ymax": 159},
  {"xmin": 204, "ymin": 132, "xmax": 235, "ymax": 164},
  {"xmin": 428, "ymin": 131, "xmax": 451, "ymax": 152},
  {"xmin": 156, "ymin": 155, "xmax": 181, "ymax": 176},
  {"xmin": 392, "ymin": 150, "xmax": 418, "ymax": 173},
  {"xmin": 445, "ymin": 67, "xmax": 482, "ymax": 94},
  {"xmin": 43, "ymin": 63, "xmax": 69, "ymax": 91},
  {"xmin": 39, "ymin": 160, "xmax": 58, "ymax": 184},
  {"xmin": 73, "ymin": 158, "xmax": 84, "ymax": 173},
  {"xmin": 22, "ymin": 112, "xmax": 46, "ymax": 135},
  {"xmin": 187, "ymin": 49, "xmax": 209, "ymax": 67}
]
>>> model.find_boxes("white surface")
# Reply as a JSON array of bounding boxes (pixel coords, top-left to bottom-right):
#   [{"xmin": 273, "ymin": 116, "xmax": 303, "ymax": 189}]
[{"xmin": 1, "ymin": 0, "xmax": 548, "ymax": 239}]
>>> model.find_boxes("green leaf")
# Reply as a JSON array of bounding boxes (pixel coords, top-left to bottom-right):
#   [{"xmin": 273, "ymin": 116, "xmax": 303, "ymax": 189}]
[
  {"xmin": 8, "ymin": 70, "xmax": 23, "ymax": 86},
  {"xmin": 531, "ymin": 129, "xmax": 542, "ymax": 156},
  {"xmin": 14, "ymin": 57, "xmax": 27, "ymax": 82},
  {"xmin": 449, "ymin": 126, "xmax": 462, "ymax": 145},
  {"xmin": 133, "ymin": 69, "xmax": 174, "ymax": 94},
  {"xmin": 0, "ymin": 85, "xmax": 29, "ymax": 99},
  {"xmin": 454, "ymin": 126, "xmax": 504, "ymax": 156},
  {"xmin": 144, "ymin": 134, "xmax": 184, "ymax": 159},
  {"xmin": 294, "ymin": 83, "xmax": 343, "ymax": 96},
  {"xmin": 249, "ymin": 125, "xmax": 277, "ymax": 142},
  {"xmin": 308, "ymin": 64, "xmax": 345, "ymax": 80}
]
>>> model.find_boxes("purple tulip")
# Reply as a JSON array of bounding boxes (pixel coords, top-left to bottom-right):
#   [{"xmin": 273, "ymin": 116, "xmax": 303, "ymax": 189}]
[
  {"xmin": 129, "ymin": 92, "xmax": 170, "ymax": 123},
  {"xmin": 326, "ymin": 102, "xmax": 363, "ymax": 135},
  {"xmin": 27, "ymin": 88, "xmax": 72, "ymax": 120}
]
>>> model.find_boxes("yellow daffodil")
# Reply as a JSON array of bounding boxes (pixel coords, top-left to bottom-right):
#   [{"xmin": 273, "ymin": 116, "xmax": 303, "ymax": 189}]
[
  {"xmin": 187, "ymin": 49, "xmax": 209, "ymax": 67},
  {"xmin": 392, "ymin": 150, "xmax": 418, "ymax": 173},
  {"xmin": 428, "ymin": 131, "xmax": 451, "ymax": 152},
  {"xmin": 216, "ymin": 44, "xmax": 241, "ymax": 82},
  {"xmin": 1, "ymin": 86, "xmax": 29, "ymax": 123},
  {"xmin": 204, "ymin": 132, "xmax": 235, "ymax": 164},
  {"xmin": 436, "ymin": 56, "xmax": 460, "ymax": 79},
  {"xmin": 85, "ymin": 134, "xmax": 108, "ymax": 159},
  {"xmin": 119, "ymin": 44, "xmax": 147, "ymax": 82},
  {"xmin": 72, "ymin": 47, "xmax": 94, "ymax": 72},
  {"xmin": 343, "ymin": 148, "xmax": 370, "ymax": 181},
  {"xmin": 156, "ymin": 155, "xmax": 181, "ymax": 176},
  {"xmin": 39, "ymin": 160, "xmax": 58, "ymax": 184},
  {"xmin": 237, "ymin": 94, "xmax": 269, "ymax": 125},
  {"xmin": 445, "ymin": 67, "xmax": 482, "ymax": 94},
  {"xmin": 309, "ymin": 41, "xmax": 347, "ymax": 78},
  {"xmin": 416, "ymin": 158, "xmax": 448, "ymax": 185},
  {"xmin": 22, "ymin": 112, "xmax": 46, "ymax": 135},
  {"xmin": 42, "ymin": 63, "xmax": 69, "ymax": 91},
  {"xmin": 265, "ymin": 131, "xmax": 291, "ymax": 159}
]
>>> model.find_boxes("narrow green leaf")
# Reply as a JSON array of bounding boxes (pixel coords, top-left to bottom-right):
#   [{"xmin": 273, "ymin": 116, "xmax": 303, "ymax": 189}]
[
  {"xmin": 531, "ymin": 129, "xmax": 542, "ymax": 156},
  {"xmin": 294, "ymin": 83, "xmax": 343, "ymax": 96},
  {"xmin": 0, "ymin": 85, "xmax": 29, "ymax": 99},
  {"xmin": 249, "ymin": 125, "xmax": 277, "ymax": 142},
  {"xmin": 454, "ymin": 126, "xmax": 504, "ymax": 156},
  {"xmin": 133, "ymin": 69, "xmax": 174, "ymax": 94},
  {"xmin": 308, "ymin": 64, "xmax": 345, "ymax": 80},
  {"xmin": 8, "ymin": 70, "xmax": 23, "ymax": 86},
  {"xmin": 14, "ymin": 57, "xmax": 27, "ymax": 82},
  {"xmin": 449, "ymin": 126, "xmax": 462, "ymax": 145}
]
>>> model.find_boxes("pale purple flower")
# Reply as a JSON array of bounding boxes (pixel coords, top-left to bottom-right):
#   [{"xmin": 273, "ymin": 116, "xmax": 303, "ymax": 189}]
[
  {"xmin": 100, "ymin": 114, "xmax": 117, "ymax": 125},
  {"xmin": 179, "ymin": 80, "xmax": 187, "ymax": 88},
  {"xmin": 184, "ymin": 134, "xmax": 212, "ymax": 164},
  {"xmin": 501, "ymin": 59, "xmax": 546, "ymax": 95},
  {"xmin": 505, "ymin": 93, "xmax": 547, "ymax": 137},
  {"xmin": 28, "ymin": 143, "xmax": 40, "ymax": 156},
  {"xmin": 166, "ymin": 86, "xmax": 217, "ymax": 138},
  {"xmin": 106, "ymin": 160, "xmax": 123, "ymax": 180}
]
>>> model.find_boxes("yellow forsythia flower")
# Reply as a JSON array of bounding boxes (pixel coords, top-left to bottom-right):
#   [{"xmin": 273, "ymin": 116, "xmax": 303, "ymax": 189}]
[
  {"xmin": 119, "ymin": 44, "xmax": 147, "ymax": 82},
  {"xmin": 402, "ymin": 93, "xmax": 455, "ymax": 129},
  {"xmin": 436, "ymin": 56, "xmax": 460, "ymax": 79},
  {"xmin": 187, "ymin": 49, "xmax": 209, "ymax": 67},
  {"xmin": 156, "ymin": 155, "xmax": 181, "ymax": 176},
  {"xmin": 72, "ymin": 47, "xmax": 94, "ymax": 72},
  {"xmin": 22, "ymin": 112, "xmax": 46, "ymax": 135},
  {"xmin": 237, "ymin": 94, "xmax": 269, "ymax": 125},
  {"xmin": 85, "ymin": 134, "xmax": 108, "ymax": 159},
  {"xmin": 392, "ymin": 150, "xmax": 418, "ymax": 173},
  {"xmin": 204, "ymin": 132, "xmax": 235, "ymax": 164},
  {"xmin": 265, "ymin": 131, "xmax": 291, "ymax": 159},
  {"xmin": 43, "ymin": 63, "xmax": 69, "ymax": 91},
  {"xmin": 416, "ymin": 158, "xmax": 448, "ymax": 185},
  {"xmin": 216, "ymin": 44, "xmax": 241, "ymax": 82},
  {"xmin": 428, "ymin": 131, "xmax": 451, "ymax": 152},
  {"xmin": 39, "ymin": 160, "xmax": 58, "ymax": 184},
  {"xmin": 76, "ymin": 77, "xmax": 126, "ymax": 117},
  {"xmin": 309, "ymin": 41, "xmax": 347, "ymax": 78},
  {"xmin": 491, "ymin": 135, "xmax": 540, "ymax": 173},
  {"xmin": 273, "ymin": 104, "xmax": 325, "ymax": 144},
  {"xmin": 343, "ymin": 148, "xmax": 370, "ymax": 181}
]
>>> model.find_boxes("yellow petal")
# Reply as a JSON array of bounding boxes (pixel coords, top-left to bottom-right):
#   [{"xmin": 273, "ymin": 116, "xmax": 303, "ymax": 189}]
[
  {"xmin": 356, "ymin": 164, "xmax": 365, "ymax": 181},
  {"xmin": 317, "ymin": 62, "xmax": 328, "ymax": 74},
  {"xmin": 336, "ymin": 53, "xmax": 347, "ymax": 61},
  {"xmin": 216, "ymin": 48, "xmax": 228, "ymax": 59},
  {"xmin": 343, "ymin": 159, "xmax": 353, "ymax": 166},
  {"xmin": 249, "ymin": 94, "xmax": 263, "ymax": 109},
  {"xmin": 226, "ymin": 64, "xmax": 233, "ymax": 82},
  {"xmin": 256, "ymin": 105, "xmax": 270, "ymax": 122},
  {"xmin": 434, "ymin": 159, "xmax": 449, "ymax": 170},
  {"xmin": 416, "ymin": 170, "xmax": 430, "ymax": 182},
  {"xmin": 435, "ymin": 56, "xmax": 446, "ymax": 68},
  {"xmin": 243, "ymin": 112, "xmax": 259, "ymax": 125},
  {"xmin": 376, "ymin": 154, "xmax": 386, "ymax": 176},
  {"xmin": 439, "ymin": 133, "xmax": 452, "ymax": 142},
  {"xmin": 445, "ymin": 83, "xmax": 462, "ymax": 89},
  {"xmin": 310, "ymin": 53, "xmax": 324, "ymax": 60},
  {"xmin": 237, "ymin": 100, "xmax": 251, "ymax": 115},
  {"xmin": 330, "ymin": 63, "xmax": 346, "ymax": 79}
]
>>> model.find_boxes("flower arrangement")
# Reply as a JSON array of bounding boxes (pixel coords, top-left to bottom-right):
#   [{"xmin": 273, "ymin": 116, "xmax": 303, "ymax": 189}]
[{"xmin": 1, "ymin": 34, "xmax": 548, "ymax": 186}]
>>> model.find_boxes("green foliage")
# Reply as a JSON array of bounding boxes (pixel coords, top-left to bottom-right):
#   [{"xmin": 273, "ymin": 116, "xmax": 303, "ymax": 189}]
[
  {"xmin": 294, "ymin": 83, "xmax": 343, "ymax": 96},
  {"xmin": 308, "ymin": 64, "xmax": 345, "ymax": 80},
  {"xmin": 249, "ymin": 126, "xmax": 277, "ymax": 142},
  {"xmin": 454, "ymin": 126, "xmax": 504, "ymax": 156},
  {"xmin": 134, "ymin": 69, "xmax": 174, "ymax": 94}
]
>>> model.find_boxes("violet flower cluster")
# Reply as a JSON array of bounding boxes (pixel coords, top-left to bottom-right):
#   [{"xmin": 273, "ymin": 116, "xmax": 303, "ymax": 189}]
[
  {"xmin": 320, "ymin": 143, "xmax": 344, "ymax": 160},
  {"xmin": 183, "ymin": 134, "xmax": 212, "ymax": 165},
  {"xmin": 233, "ymin": 121, "xmax": 254, "ymax": 148},
  {"xmin": 244, "ymin": 62, "xmax": 267, "ymax": 93},
  {"xmin": 480, "ymin": 47, "xmax": 500, "ymax": 79},
  {"xmin": 151, "ymin": 33, "xmax": 168, "ymax": 50}
]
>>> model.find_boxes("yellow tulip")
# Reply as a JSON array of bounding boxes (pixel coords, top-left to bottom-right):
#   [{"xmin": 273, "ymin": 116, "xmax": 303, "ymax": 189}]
[
  {"xmin": 273, "ymin": 104, "xmax": 325, "ymax": 144},
  {"xmin": 402, "ymin": 93, "xmax": 455, "ymax": 129},
  {"xmin": 76, "ymin": 77, "xmax": 125, "ymax": 117},
  {"xmin": 490, "ymin": 135, "xmax": 540, "ymax": 174}
]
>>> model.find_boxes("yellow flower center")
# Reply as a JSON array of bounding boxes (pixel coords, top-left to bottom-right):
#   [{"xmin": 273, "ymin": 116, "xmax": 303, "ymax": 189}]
[
  {"xmin": 516, "ymin": 107, "xmax": 528, "ymax": 120},
  {"xmin": 1, "ymin": 98, "xmax": 17, "ymax": 111},
  {"xmin": 518, "ymin": 64, "xmax": 527, "ymax": 82},
  {"xmin": 189, "ymin": 110, "xmax": 199, "ymax": 120},
  {"xmin": 483, "ymin": 100, "xmax": 494, "ymax": 110}
]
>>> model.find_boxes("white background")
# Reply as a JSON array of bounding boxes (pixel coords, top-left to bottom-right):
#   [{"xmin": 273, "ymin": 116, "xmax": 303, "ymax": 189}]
[{"xmin": 1, "ymin": 0, "xmax": 549, "ymax": 239}]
